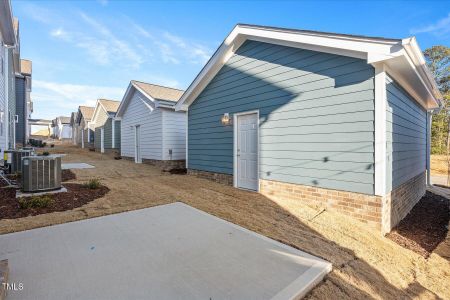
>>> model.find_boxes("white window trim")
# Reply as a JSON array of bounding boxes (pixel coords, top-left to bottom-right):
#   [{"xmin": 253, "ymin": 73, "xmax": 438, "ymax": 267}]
[
  {"xmin": 134, "ymin": 125, "xmax": 141, "ymax": 163},
  {"xmin": 374, "ymin": 63, "xmax": 387, "ymax": 196},
  {"xmin": 233, "ymin": 110, "xmax": 260, "ymax": 192}
]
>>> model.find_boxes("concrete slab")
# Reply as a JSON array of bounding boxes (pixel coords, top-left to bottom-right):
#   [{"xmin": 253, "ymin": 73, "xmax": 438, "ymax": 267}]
[
  {"xmin": 0, "ymin": 202, "xmax": 331, "ymax": 300},
  {"xmin": 61, "ymin": 163, "xmax": 95, "ymax": 170},
  {"xmin": 15, "ymin": 187, "xmax": 67, "ymax": 198}
]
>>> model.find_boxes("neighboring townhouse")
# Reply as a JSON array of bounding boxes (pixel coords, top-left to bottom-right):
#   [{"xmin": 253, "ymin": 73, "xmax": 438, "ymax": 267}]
[
  {"xmin": 52, "ymin": 116, "xmax": 71, "ymax": 140},
  {"xmin": 70, "ymin": 111, "xmax": 78, "ymax": 145},
  {"xmin": 75, "ymin": 106, "xmax": 95, "ymax": 148},
  {"xmin": 0, "ymin": 1, "xmax": 18, "ymax": 157},
  {"xmin": 175, "ymin": 24, "xmax": 442, "ymax": 234},
  {"xmin": 15, "ymin": 59, "xmax": 33, "ymax": 146},
  {"xmin": 116, "ymin": 80, "xmax": 186, "ymax": 169},
  {"xmin": 91, "ymin": 99, "xmax": 120, "ymax": 153}
]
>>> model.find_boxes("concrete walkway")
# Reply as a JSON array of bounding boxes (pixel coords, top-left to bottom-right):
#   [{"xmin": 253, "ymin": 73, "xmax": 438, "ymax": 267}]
[{"xmin": 0, "ymin": 203, "xmax": 331, "ymax": 300}]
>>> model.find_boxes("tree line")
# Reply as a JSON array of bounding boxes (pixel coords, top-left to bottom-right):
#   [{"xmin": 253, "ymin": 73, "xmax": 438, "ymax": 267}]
[{"xmin": 425, "ymin": 46, "xmax": 450, "ymax": 154}]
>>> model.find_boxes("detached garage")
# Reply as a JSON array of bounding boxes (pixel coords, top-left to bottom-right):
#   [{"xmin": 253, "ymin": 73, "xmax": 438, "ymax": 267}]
[
  {"xmin": 176, "ymin": 24, "xmax": 442, "ymax": 234},
  {"xmin": 116, "ymin": 80, "xmax": 186, "ymax": 170},
  {"xmin": 92, "ymin": 99, "xmax": 121, "ymax": 154}
]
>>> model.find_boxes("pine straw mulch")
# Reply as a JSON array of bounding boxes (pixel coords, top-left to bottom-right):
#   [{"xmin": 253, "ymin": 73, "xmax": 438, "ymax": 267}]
[
  {"xmin": 387, "ymin": 191, "xmax": 449, "ymax": 258},
  {"xmin": 61, "ymin": 169, "xmax": 77, "ymax": 182},
  {"xmin": 0, "ymin": 183, "xmax": 109, "ymax": 220}
]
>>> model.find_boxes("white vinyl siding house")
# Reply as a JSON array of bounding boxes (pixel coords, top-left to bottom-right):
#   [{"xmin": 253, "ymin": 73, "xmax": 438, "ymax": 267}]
[
  {"xmin": 121, "ymin": 91, "xmax": 163, "ymax": 160},
  {"xmin": 116, "ymin": 80, "xmax": 186, "ymax": 167}
]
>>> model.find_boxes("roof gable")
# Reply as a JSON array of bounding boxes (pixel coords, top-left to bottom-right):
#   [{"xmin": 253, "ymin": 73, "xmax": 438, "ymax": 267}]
[
  {"xmin": 77, "ymin": 106, "xmax": 95, "ymax": 124},
  {"xmin": 92, "ymin": 99, "xmax": 120, "ymax": 124},
  {"xmin": 116, "ymin": 81, "xmax": 185, "ymax": 117},
  {"xmin": 175, "ymin": 24, "xmax": 441, "ymax": 111}
]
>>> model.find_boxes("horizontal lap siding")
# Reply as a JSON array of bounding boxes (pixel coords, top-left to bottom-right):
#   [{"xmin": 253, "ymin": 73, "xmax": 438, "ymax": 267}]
[
  {"xmin": 188, "ymin": 40, "xmax": 376, "ymax": 194},
  {"xmin": 103, "ymin": 119, "xmax": 113, "ymax": 149},
  {"xmin": 386, "ymin": 75, "xmax": 426, "ymax": 192},
  {"xmin": 94, "ymin": 109, "xmax": 108, "ymax": 150},
  {"xmin": 114, "ymin": 120, "xmax": 121, "ymax": 150},
  {"xmin": 162, "ymin": 109, "xmax": 186, "ymax": 160},
  {"xmin": 121, "ymin": 90, "xmax": 163, "ymax": 160}
]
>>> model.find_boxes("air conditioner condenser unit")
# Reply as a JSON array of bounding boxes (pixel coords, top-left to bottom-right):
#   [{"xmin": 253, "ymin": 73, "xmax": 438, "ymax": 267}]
[
  {"xmin": 22, "ymin": 155, "xmax": 62, "ymax": 192},
  {"xmin": 4, "ymin": 149, "xmax": 33, "ymax": 174}
]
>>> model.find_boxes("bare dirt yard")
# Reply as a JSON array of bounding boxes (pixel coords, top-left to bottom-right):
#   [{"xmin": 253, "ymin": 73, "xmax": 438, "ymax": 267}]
[
  {"xmin": 432, "ymin": 155, "xmax": 450, "ymax": 176},
  {"xmin": 1, "ymin": 144, "xmax": 449, "ymax": 299}
]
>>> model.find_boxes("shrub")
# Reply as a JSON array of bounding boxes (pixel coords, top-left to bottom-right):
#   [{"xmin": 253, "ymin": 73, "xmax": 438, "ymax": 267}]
[
  {"xmin": 42, "ymin": 151, "xmax": 50, "ymax": 156},
  {"xmin": 19, "ymin": 195, "xmax": 53, "ymax": 209},
  {"xmin": 83, "ymin": 178, "xmax": 101, "ymax": 189}
]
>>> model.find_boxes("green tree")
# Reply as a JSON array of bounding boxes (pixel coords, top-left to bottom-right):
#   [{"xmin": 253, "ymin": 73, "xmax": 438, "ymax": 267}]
[{"xmin": 424, "ymin": 46, "xmax": 450, "ymax": 154}]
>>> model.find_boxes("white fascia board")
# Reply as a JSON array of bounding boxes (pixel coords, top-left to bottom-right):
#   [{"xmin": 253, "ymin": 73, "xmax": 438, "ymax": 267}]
[
  {"xmin": 91, "ymin": 100, "xmax": 105, "ymax": 125},
  {"xmin": 175, "ymin": 25, "xmax": 401, "ymax": 110},
  {"xmin": 115, "ymin": 82, "xmax": 134, "ymax": 118},
  {"xmin": 374, "ymin": 63, "xmax": 387, "ymax": 196}
]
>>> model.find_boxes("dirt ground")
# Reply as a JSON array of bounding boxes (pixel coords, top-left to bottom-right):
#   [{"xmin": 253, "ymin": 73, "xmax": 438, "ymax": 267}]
[
  {"xmin": 431, "ymin": 155, "xmax": 450, "ymax": 176},
  {"xmin": 1, "ymin": 143, "xmax": 449, "ymax": 299}
]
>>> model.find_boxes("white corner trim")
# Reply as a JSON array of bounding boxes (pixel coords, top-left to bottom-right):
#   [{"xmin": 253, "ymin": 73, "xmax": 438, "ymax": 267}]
[
  {"xmin": 426, "ymin": 112, "xmax": 432, "ymax": 185},
  {"xmin": 374, "ymin": 63, "xmax": 387, "ymax": 196},
  {"xmin": 185, "ymin": 110, "xmax": 189, "ymax": 168},
  {"xmin": 112, "ymin": 119, "xmax": 115, "ymax": 149}
]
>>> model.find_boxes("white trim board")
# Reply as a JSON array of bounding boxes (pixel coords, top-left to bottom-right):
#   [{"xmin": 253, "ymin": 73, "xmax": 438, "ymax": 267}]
[
  {"xmin": 175, "ymin": 24, "xmax": 441, "ymax": 112},
  {"xmin": 374, "ymin": 64, "xmax": 387, "ymax": 196}
]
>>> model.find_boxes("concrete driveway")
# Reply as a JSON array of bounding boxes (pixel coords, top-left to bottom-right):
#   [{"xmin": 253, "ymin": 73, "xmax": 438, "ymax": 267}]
[{"xmin": 0, "ymin": 202, "xmax": 331, "ymax": 300}]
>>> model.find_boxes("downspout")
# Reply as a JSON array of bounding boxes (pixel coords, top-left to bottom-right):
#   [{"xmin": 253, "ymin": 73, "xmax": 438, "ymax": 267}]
[{"xmin": 427, "ymin": 106, "xmax": 444, "ymax": 186}]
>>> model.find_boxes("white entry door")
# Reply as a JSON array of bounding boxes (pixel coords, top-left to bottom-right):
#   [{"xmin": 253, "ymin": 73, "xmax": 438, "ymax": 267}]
[
  {"xmin": 135, "ymin": 125, "xmax": 142, "ymax": 163},
  {"xmin": 236, "ymin": 112, "xmax": 258, "ymax": 190},
  {"xmin": 81, "ymin": 130, "xmax": 84, "ymax": 148},
  {"xmin": 100, "ymin": 128, "xmax": 105, "ymax": 153}
]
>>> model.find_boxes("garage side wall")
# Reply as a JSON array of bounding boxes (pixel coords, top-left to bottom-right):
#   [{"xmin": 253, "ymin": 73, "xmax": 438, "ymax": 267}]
[
  {"xmin": 188, "ymin": 40, "xmax": 376, "ymax": 195},
  {"xmin": 162, "ymin": 109, "xmax": 186, "ymax": 161},
  {"xmin": 382, "ymin": 75, "xmax": 427, "ymax": 233},
  {"xmin": 120, "ymin": 90, "xmax": 163, "ymax": 160}
]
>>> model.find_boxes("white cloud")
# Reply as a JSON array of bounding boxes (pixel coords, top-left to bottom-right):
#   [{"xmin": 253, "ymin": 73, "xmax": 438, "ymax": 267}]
[
  {"xmin": 410, "ymin": 13, "xmax": 450, "ymax": 36},
  {"xmin": 50, "ymin": 28, "xmax": 70, "ymax": 41},
  {"xmin": 163, "ymin": 31, "xmax": 211, "ymax": 64},
  {"xmin": 97, "ymin": 0, "xmax": 108, "ymax": 6},
  {"xmin": 33, "ymin": 80, "xmax": 124, "ymax": 116}
]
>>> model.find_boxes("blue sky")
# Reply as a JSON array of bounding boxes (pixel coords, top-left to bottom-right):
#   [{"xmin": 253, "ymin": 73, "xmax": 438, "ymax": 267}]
[{"xmin": 12, "ymin": 0, "xmax": 450, "ymax": 121}]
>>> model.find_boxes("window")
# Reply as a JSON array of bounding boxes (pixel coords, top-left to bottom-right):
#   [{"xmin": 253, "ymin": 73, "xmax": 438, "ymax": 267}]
[{"xmin": 1, "ymin": 57, "xmax": 3, "ymax": 75}]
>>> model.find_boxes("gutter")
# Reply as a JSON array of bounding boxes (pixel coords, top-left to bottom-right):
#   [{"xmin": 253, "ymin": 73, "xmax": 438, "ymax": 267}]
[{"xmin": 402, "ymin": 37, "xmax": 443, "ymax": 107}]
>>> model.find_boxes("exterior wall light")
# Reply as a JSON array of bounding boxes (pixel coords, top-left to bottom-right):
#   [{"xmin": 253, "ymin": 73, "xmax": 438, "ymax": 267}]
[{"xmin": 221, "ymin": 113, "xmax": 232, "ymax": 125}]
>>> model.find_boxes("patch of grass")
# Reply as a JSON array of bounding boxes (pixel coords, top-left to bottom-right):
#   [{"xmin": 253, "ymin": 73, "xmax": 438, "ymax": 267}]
[
  {"xmin": 19, "ymin": 195, "xmax": 53, "ymax": 209},
  {"xmin": 83, "ymin": 178, "xmax": 101, "ymax": 189}
]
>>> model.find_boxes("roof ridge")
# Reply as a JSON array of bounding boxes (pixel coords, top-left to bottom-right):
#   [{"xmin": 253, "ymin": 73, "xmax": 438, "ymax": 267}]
[
  {"xmin": 131, "ymin": 79, "xmax": 184, "ymax": 92},
  {"xmin": 235, "ymin": 23, "xmax": 402, "ymax": 42}
]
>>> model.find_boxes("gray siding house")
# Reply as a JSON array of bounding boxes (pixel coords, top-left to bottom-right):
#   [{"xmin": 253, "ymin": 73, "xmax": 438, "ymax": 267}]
[
  {"xmin": 15, "ymin": 59, "xmax": 33, "ymax": 146},
  {"xmin": 75, "ymin": 106, "xmax": 95, "ymax": 148},
  {"xmin": 176, "ymin": 24, "xmax": 442, "ymax": 234},
  {"xmin": 92, "ymin": 99, "xmax": 121, "ymax": 153}
]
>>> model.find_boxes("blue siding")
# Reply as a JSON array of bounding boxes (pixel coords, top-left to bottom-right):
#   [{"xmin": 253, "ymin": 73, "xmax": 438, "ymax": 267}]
[
  {"xmin": 15, "ymin": 77, "xmax": 26, "ymax": 145},
  {"xmin": 386, "ymin": 75, "xmax": 426, "ymax": 192},
  {"xmin": 114, "ymin": 120, "xmax": 121, "ymax": 150},
  {"xmin": 188, "ymin": 40, "xmax": 376, "ymax": 195}
]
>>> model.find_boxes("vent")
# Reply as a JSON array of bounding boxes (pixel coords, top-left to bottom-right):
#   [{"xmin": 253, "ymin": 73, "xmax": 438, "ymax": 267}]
[
  {"xmin": 4, "ymin": 149, "xmax": 33, "ymax": 174},
  {"xmin": 22, "ymin": 156, "xmax": 62, "ymax": 192}
]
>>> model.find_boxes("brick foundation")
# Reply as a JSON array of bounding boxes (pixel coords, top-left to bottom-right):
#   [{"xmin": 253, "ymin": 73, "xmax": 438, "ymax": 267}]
[
  {"xmin": 381, "ymin": 172, "xmax": 426, "ymax": 234},
  {"xmin": 188, "ymin": 169, "xmax": 426, "ymax": 233},
  {"xmin": 142, "ymin": 159, "xmax": 185, "ymax": 171},
  {"xmin": 188, "ymin": 169, "xmax": 233, "ymax": 185},
  {"xmin": 260, "ymin": 179, "xmax": 383, "ymax": 230},
  {"xmin": 122, "ymin": 156, "xmax": 185, "ymax": 170}
]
